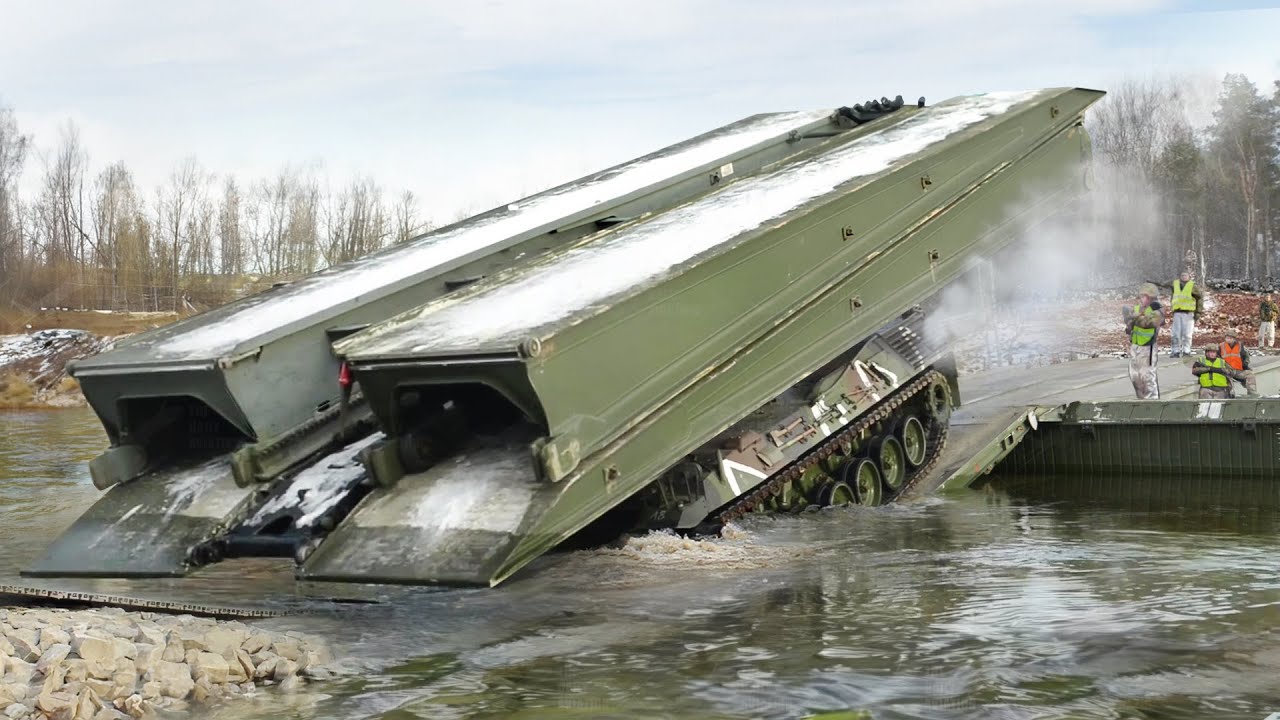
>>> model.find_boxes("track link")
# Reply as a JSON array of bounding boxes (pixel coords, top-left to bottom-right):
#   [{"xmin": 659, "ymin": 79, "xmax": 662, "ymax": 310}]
[{"xmin": 714, "ymin": 369, "xmax": 952, "ymax": 525}]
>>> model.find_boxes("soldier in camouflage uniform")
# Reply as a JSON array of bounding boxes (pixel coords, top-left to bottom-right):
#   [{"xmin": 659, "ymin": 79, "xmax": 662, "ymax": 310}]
[
  {"xmin": 1121, "ymin": 283, "xmax": 1164, "ymax": 399},
  {"xmin": 1192, "ymin": 344, "xmax": 1247, "ymax": 399}
]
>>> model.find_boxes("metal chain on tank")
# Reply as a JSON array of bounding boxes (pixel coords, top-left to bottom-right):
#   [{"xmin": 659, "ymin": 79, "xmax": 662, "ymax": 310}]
[{"xmin": 714, "ymin": 369, "xmax": 951, "ymax": 526}]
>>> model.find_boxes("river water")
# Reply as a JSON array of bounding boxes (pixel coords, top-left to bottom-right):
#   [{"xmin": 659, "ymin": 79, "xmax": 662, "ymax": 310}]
[{"xmin": 3, "ymin": 409, "xmax": 1280, "ymax": 719}]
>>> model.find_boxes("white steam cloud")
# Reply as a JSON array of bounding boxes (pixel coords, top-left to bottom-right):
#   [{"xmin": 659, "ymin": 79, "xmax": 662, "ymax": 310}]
[{"xmin": 922, "ymin": 161, "xmax": 1170, "ymax": 371}]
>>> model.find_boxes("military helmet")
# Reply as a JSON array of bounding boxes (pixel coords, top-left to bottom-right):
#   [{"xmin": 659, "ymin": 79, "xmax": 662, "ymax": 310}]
[
  {"xmin": 1205, "ymin": 343, "xmax": 1219, "ymax": 354},
  {"xmin": 1139, "ymin": 282, "xmax": 1159, "ymax": 298},
  {"xmin": 1226, "ymin": 328, "xmax": 1240, "ymax": 338}
]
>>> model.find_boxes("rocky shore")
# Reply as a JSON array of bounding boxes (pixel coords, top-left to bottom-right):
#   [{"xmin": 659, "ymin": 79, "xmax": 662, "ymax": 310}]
[{"xmin": 0, "ymin": 607, "xmax": 331, "ymax": 719}]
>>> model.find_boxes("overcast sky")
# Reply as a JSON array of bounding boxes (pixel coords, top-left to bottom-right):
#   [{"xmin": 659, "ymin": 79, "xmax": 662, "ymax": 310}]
[{"xmin": 1, "ymin": 0, "xmax": 1277, "ymax": 221}]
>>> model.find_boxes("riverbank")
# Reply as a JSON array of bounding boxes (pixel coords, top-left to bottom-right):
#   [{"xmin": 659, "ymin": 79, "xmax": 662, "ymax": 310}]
[
  {"xmin": 0, "ymin": 607, "xmax": 332, "ymax": 719},
  {"xmin": 0, "ymin": 332, "xmax": 114, "ymax": 410},
  {"xmin": 0, "ymin": 308, "xmax": 177, "ymax": 410}
]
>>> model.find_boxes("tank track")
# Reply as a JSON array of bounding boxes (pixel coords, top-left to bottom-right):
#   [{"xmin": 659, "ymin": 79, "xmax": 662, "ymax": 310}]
[{"xmin": 713, "ymin": 369, "xmax": 952, "ymax": 526}]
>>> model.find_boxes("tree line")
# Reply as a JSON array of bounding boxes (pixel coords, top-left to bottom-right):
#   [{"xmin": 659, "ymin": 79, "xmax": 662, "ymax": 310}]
[
  {"xmin": 0, "ymin": 111, "xmax": 435, "ymax": 313},
  {"xmin": 1087, "ymin": 72, "xmax": 1280, "ymax": 286},
  {"xmin": 3, "ymin": 73, "xmax": 1279, "ymax": 314}
]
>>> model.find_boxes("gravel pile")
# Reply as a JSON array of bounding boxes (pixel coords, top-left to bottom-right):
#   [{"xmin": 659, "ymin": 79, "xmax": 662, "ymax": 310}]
[{"xmin": 0, "ymin": 607, "xmax": 332, "ymax": 719}]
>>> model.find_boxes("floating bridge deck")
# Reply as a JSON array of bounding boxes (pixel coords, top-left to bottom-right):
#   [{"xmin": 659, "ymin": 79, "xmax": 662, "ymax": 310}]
[{"xmin": 927, "ymin": 355, "xmax": 1280, "ymax": 495}]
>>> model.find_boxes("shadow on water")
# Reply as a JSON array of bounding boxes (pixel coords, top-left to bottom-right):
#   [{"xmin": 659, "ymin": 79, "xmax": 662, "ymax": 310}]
[{"xmin": 5, "ymin": 410, "xmax": 1280, "ymax": 718}]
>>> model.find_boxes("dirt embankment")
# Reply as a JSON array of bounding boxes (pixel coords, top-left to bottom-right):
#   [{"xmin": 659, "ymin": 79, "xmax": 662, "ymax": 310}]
[
  {"xmin": 0, "ymin": 331, "xmax": 115, "ymax": 409},
  {"xmin": 0, "ymin": 308, "xmax": 179, "ymax": 410}
]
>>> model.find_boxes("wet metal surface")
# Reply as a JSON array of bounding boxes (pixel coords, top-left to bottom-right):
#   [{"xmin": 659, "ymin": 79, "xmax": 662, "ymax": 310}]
[{"xmin": 5, "ymin": 409, "xmax": 1280, "ymax": 719}]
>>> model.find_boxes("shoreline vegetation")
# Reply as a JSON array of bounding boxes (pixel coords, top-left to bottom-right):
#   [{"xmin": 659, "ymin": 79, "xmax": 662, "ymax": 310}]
[{"xmin": 0, "ymin": 308, "xmax": 177, "ymax": 410}]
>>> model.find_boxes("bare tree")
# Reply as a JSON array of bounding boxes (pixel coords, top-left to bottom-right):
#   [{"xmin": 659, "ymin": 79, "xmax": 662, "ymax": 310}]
[
  {"xmin": 217, "ymin": 177, "xmax": 244, "ymax": 276},
  {"xmin": 0, "ymin": 105, "xmax": 30, "ymax": 305},
  {"xmin": 156, "ymin": 157, "xmax": 213, "ymax": 310},
  {"xmin": 1088, "ymin": 76, "xmax": 1192, "ymax": 176},
  {"xmin": 394, "ymin": 190, "xmax": 427, "ymax": 244},
  {"xmin": 30, "ymin": 122, "xmax": 91, "ymax": 305}
]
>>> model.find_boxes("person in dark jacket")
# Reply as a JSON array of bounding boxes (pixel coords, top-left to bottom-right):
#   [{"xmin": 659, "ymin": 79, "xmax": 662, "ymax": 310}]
[{"xmin": 1258, "ymin": 294, "xmax": 1278, "ymax": 349}]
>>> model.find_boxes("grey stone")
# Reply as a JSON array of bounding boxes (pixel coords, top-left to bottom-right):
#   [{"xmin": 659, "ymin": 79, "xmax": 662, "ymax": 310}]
[
  {"xmin": 159, "ymin": 642, "xmax": 183, "ymax": 664},
  {"xmin": 130, "ymin": 627, "xmax": 163, "ymax": 650},
  {"xmin": 131, "ymin": 645, "xmax": 161, "ymax": 676},
  {"xmin": 63, "ymin": 661, "xmax": 90, "ymax": 681},
  {"xmin": 0, "ymin": 635, "xmax": 15, "ymax": 657},
  {"xmin": 109, "ymin": 640, "xmax": 135, "ymax": 661},
  {"xmin": 113, "ymin": 693, "xmax": 152, "ymax": 719},
  {"xmin": 191, "ymin": 652, "xmax": 229, "ymax": 685},
  {"xmin": 35, "ymin": 663, "xmax": 66, "ymax": 698},
  {"xmin": 70, "ymin": 635, "xmax": 119, "ymax": 667},
  {"xmin": 6, "ymin": 614, "xmax": 39, "ymax": 630},
  {"xmin": 36, "ymin": 643, "xmax": 72, "ymax": 675},
  {"xmin": 272, "ymin": 658, "xmax": 298, "ymax": 681},
  {"xmin": 272, "ymin": 639, "xmax": 302, "ymax": 661},
  {"xmin": 6, "ymin": 657, "xmax": 36, "ymax": 685},
  {"xmin": 3, "ymin": 704, "xmax": 29, "ymax": 719},
  {"xmin": 110, "ymin": 667, "xmax": 137, "ymax": 697},
  {"xmin": 278, "ymin": 674, "xmax": 301, "ymax": 692},
  {"xmin": 176, "ymin": 630, "xmax": 207, "ymax": 653},
  {"xmin": 252, "ymin": 657, "xmax": 277, "ymax": 680},
  {"xmin": 200, "ymin": 629, "xmax": 245, "ymax": 657},
  {"xmin": 4, "ymin": 630, "xmax": 39, "ymax": 662},
  {"xmin": 35, "ymin": 690, "xmax": 74, "ymax": 714},
  {"xmin": 144, "ymin": 661, "xmax": 192, "ymax": 700},
  {"xmin": 38, "ymin": 627, "xmax": 71, "ymax": 651},
  {"xmin": 83, "ymin": 679, "xmax": 115, "ymax": 701},
  {"xmin": 239, "ymin": 635, "xmax": 269, "ymax": 655}
]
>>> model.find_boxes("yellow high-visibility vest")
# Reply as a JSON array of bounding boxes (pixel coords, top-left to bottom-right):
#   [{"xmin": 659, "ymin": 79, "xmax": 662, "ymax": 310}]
[
  {"xmin": 1131, "ymin": 305, "xmax": 1155, "ymax": 345},
  {"xmin": 1199, "ymin": 357, "xmax": 1229, "ymax": 388},
  {"xmin": 1172, "ymin": 280, "xmax": 1196, "ymax": 312}
]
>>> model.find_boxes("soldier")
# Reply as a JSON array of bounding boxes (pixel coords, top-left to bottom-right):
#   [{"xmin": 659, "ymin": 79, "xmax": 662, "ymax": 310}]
[
  {"xmin": 1192, "ymin": 344, "xmax": 1245, "ymax": 399},
  {"xmin": 1121, "ymin": 283, "xmax": 1164, "ymax": 399},
  {"xmin": 1167, "ymin": 270, "xmax": 1202, "ymax": 357},
  {"xmin": 1258, "ymin": 294, "xmax": 1278, "ymax": 349},
  {"xmin": 1219, "ymin": 329, "xmax": 1257, "ymax": 396}
]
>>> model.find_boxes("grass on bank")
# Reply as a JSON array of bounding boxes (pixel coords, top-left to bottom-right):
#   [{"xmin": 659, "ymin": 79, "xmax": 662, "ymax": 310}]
[
  {"xmin": 0, "ymin": 373, "xmax": 36, "ymax": 409},
  {"xmin": 0, "ymin": 306, "xmax": 180, "ymax": 335}
]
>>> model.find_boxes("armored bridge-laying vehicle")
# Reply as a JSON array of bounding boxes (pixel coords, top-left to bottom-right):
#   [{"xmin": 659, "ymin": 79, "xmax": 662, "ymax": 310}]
[{"xmin": 30, "ymin": 88, "xmax": 1103, "ymax": 588}]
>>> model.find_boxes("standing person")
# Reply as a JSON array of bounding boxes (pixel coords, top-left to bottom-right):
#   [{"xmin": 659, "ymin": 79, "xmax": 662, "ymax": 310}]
[
  {"xmin": 1168, "ymin": 271, "xmax": 1202, "ymax": 357},
  {"xmin": 1258, "ymin": 294, "xmax": 1278, "ymax": 349},
  {"xmin": 1219, "ymin": 329, "xmax": 1258, "ymax": 396},
  {"xmin": 1192, "ymin": 344, "xmax": 1246, "ymax": 399},
  {"xmin": 1122, "ymin": 283, "xmax": 1164, "ymax": 399}
]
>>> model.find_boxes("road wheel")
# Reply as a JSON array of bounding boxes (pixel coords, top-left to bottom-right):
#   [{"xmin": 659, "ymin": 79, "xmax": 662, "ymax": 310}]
[
  {"xmin": 839, "ymin": 457, "xmax": 883, "ymax": 506},
  {"xmin": 871, "ymin": 435, "xmax": 907, "ymax": 493},
  {"xmin": 898, "ymin": 415, "xmax": 928, "ymax": 467}
]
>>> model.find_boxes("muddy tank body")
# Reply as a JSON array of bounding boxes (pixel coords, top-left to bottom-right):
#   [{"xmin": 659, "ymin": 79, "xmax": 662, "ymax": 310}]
[
  {"xmin": 30, "ymin": 87, "xmax": 1104, "ymax": 589},
  {"xmin": 307, "ymin": 88, "xmax": 1104, "ymax": 586}
]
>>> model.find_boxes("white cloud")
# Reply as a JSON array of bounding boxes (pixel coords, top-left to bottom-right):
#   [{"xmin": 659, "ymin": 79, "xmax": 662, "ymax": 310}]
[{"xmin": 0, "ymin": 0, "xmax": 1275, "ymax": 220}]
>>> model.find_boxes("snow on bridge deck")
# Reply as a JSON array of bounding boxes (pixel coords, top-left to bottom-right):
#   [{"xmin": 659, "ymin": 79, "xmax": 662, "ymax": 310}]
[
  {"xmin": 112, "ymin": 109, "xmax": 837, "ymax": 362},
  {"xmin": 343, "ymin": 90, "xmax": 1048, "ymax": 358}
]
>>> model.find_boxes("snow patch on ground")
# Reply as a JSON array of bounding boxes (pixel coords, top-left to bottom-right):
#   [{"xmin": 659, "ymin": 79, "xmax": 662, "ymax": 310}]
[{"xmin": 0, "ymin": 329, "xmax": 115, "ymax": 407}]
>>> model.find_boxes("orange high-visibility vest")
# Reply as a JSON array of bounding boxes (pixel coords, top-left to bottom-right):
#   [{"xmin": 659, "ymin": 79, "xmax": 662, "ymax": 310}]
[{"xmin": 1220, "ymin": 341, "xmax": 1244, "ymax": 370}]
